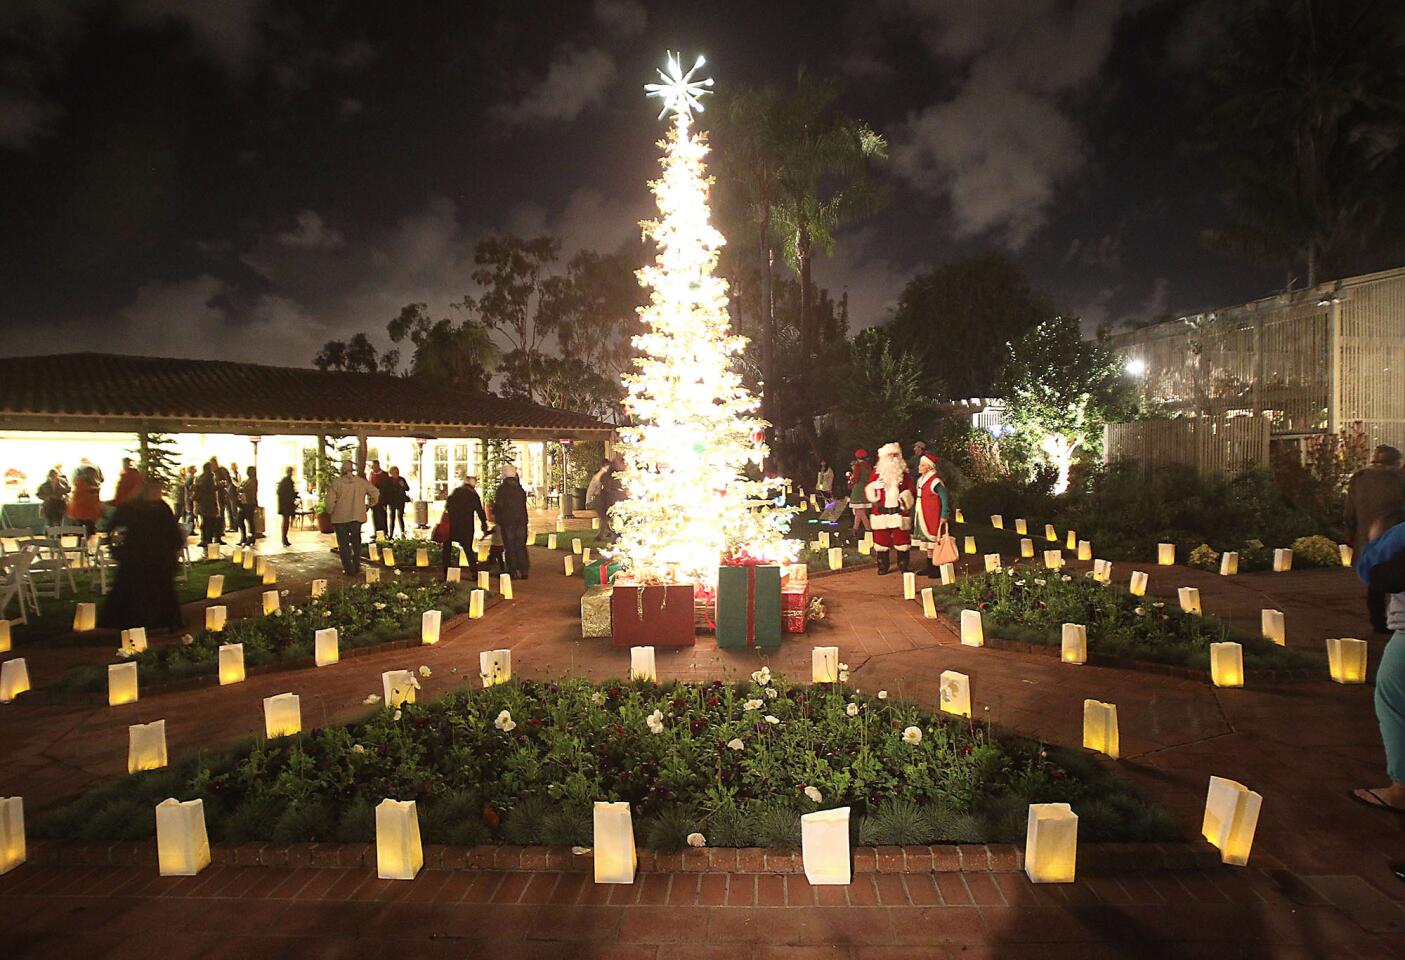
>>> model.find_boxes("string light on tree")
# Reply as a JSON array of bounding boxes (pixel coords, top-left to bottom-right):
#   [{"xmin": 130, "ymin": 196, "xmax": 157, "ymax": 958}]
[{"xmin": 611, "ymin": 52, "xmax": 797, "ymax": 585}]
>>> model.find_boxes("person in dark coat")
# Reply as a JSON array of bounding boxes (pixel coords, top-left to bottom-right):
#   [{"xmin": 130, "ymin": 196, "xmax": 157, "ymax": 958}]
[
  {"xmin": 276, "ymin": 466, "xmax": 297, "ymax": 547},
  {"xmin": 99, "ymin": 479, "xmax": 185, "ymax": 631},
  {"xmin": 493, "ymin": 465, "xmax": 530, "ymax": 579},
  {"xmin": 378, "ymin": 466, "xmax": 411, "ymax": 538},
  {"xmin": 37, "ymin": 469, "xmax": 70, "ymax": 528},
  {"xmin": 441, "ymin": 475, "xmax": 488, "ymax": 575},
  {"xmin": 1346, "ymin": 445, "xmax": 1405, "ymax": 633},
  {"xmin": 195, "ymin": 461, "xmax": 221, "ymax": 545}
]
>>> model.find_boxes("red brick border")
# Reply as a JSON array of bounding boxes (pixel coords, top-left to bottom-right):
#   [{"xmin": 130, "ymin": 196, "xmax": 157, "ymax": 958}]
[{"xmin": 25, "ymin": 839, "xmax": 1223, "ymax": 874}]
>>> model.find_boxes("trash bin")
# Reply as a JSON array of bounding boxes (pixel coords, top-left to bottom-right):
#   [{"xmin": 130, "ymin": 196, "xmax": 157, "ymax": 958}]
[{"xmin": 413, "ymin": 501, "xmax": 429, "ymax": 527}]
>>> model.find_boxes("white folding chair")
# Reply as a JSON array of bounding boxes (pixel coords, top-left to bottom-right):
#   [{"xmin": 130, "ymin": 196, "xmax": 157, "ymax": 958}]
[
  {"xmin": 92, "ymin": 539, "xmax": 119, "ymax": 594},
  {"xmin": 0, "ymin": 527, "xmax": 37, "ymax": 560},
  {"xmin": 28, "ymin": 528, "xmax": 80, "ymax": 599},
  {"xmin": 0, "ymin": 549, "xmax": 36, "ymax": 625}
]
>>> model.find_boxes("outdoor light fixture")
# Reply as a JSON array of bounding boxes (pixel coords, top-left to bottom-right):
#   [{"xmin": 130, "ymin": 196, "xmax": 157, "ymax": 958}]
[
  {"xmin": 1325, "ymin": 638, "xmax": 1367, "ymax": 683},
  {"xmin": 960, "ymin": 609, "xmax": 984, "ymax": 646},
  {"xmin": 108, "ymin": 662, "xmax": 138, "ymax": 706},
  {"xmin": 1261, "ymin": 610, "xmax": 1285, "ymax": 646},
  {"xmin": 1202, "ymin": 777, "xmax": 1261, "ymax": 865},
  {"xmin": 376, "ymin": 799, "xmax": 424, "ymax": 880},
  {"xmin": 0, "ymin": 797, "xmax": 25, "ymax": 875},
  {"xmin": 218, "ymin": 643, "xmax": 245, "ymax": 684},
  {"xmin": 382, "ymin": 669, "xmax": 416, "ymax": 707},
  {"xmin": 593, "ymin": 801, "xmax": 637, "ymax": 884},
  {"xmin": 73, "ymin": 602, "xmax": 96, "ymax": 632},
  {"xmin": 1061, "ymin": 624, "xmax": 1087, "ymax": 664},
  {"xmin": 1124, "ymin": 357, "xmax": 1147, "ymax": 377},
  {"xmin": 480, "ymin": 649, "xmax": 511, "ymax": 686},
  {"xmin": 1158, "ymin": 543, "xmax": 1175, "ymax": 565},
  {"xmin": 922, "ymin": 586, "xmax": 939, "ymax": 616},
  {"xmin": 630, "ymin": 646, "xmax": 657, "ymax": 682},
  {"xmin": 421, "ymin": 610, "xmax": 441, "ymax": 645},
  {"xmin": 0, "ymin": 659, "xmax": 30, "ymax": 703},
  {"xmin": 1025, "ymin": 803, "xmax": 1078, "ymax": 883},
  {"xmin": 1082, "ymin": 700, "xmax": 1119, "ymax": 759},
  {"xmin": 1273, "ymin": 548, "xmax": 1292, "ymax": 572},
  {"xmin": 128, "ymin": 720, "xmax": 167, "ymax": 773},
  {"xmin": 263, "ymin": 693, "xmax": 301, "ymax": 738},
  {"xmin": 801, "ymin": 807, "xmax": 852, "ymax": 885},
  {"xmin": 315, "ymin": 628, "xmax": 339, "ymax": 666},
  {"xmin": 156, "ymin": 798, "xmax": 210, "ymax": 876},
  {"xmin": 1209, "ymin": 642, "xmax": 1244, "ymax": 687}
]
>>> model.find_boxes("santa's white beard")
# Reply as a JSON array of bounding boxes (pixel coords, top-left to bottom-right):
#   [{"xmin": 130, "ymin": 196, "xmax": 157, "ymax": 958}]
[{"xmin": 875, "ymin": 457, "xmax": 904, "ymax": 506}]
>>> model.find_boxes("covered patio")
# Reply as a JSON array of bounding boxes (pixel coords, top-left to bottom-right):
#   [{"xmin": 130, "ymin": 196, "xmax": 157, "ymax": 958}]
[{"xmin": 0, "ymin": 352, "xmax": 615, "ymax": 531}]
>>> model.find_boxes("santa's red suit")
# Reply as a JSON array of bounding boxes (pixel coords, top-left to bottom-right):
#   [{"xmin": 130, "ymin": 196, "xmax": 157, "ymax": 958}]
[{"xmin": 864, "ymin": 442, "xmax": 915, "ymax": 574}]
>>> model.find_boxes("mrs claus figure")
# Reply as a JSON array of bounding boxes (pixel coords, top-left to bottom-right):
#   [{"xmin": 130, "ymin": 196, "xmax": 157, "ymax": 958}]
[{"xmin": 914, "ymin": 452, "xmax": 950, "ymax": 577}]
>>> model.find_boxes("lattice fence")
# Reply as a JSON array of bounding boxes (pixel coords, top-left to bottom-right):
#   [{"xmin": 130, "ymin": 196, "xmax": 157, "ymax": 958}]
[{"xmin": 1104, "ymin": 416, "xmax": 1271, "ymax": 477}]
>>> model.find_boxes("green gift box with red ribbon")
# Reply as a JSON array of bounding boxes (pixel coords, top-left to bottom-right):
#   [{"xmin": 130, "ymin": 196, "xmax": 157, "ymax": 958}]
[{"xmin": 716, "ymin": 563, "xmax": 782, "ymax": 650}]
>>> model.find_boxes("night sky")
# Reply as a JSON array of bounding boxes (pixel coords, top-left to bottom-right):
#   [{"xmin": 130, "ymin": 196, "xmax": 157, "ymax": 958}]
[{"xmin": 0, "ymin": 1, "xmax": 1373, "ymax": 366}]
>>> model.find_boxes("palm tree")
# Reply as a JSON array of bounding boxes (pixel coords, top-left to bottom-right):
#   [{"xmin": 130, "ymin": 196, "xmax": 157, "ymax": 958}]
[
  {"xmin": 770, "ymin": 73, "xmax": 887, "ymax": 369},
  {"xmin": 1204, "ymin": 0, "xmax": 1405, "ymax": 286},
  {"xmin": 712, "ymin": 85, "xmax": 784, "ymax": 441}
]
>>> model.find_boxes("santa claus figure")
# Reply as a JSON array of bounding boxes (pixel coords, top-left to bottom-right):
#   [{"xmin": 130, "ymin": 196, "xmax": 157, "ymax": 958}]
[
  {"xmin": 864, "ymin": 442, "xmax": 916, "ymax": 574},
  {"xmin": 914, "ymin": 452, "xmax": 950, "ymax": 577}
]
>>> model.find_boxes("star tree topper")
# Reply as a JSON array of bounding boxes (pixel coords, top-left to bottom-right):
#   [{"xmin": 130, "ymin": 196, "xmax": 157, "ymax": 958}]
[{"xmin": 644, "ymin": 51, "xmax": 714, "ymax": 120}]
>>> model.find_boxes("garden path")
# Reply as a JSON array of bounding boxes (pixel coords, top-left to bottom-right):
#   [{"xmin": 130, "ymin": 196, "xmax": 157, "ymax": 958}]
[{"xmin": 3, "ymin": 542, "xmax": 1404, "ymax": 955}]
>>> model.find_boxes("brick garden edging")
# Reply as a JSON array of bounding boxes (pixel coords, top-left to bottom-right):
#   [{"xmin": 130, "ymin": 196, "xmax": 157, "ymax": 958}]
[{"xmin": 25, "ymin": 839, "xmax": 1223, "ymax": 874}]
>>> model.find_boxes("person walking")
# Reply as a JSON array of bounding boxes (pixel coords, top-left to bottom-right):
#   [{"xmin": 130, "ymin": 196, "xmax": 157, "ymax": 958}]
[
  {"xmin": 211, "ymin": 458, "xmax": 232, "ymax": 539},
  {"xmin": 37, "ymin": 469, "xmax": 70, "ymax": 528},
  {"xmin": 907, "ymin": 441, "xmax": 928, "ymax": 480},
  {"xmin": 1351, "ymin": 516, "xmax": 1405, "ymax": 816},
  {"xmin": 237, "ymin": 466, "xmax": 259, "ymax": 545},
  {"xmin": 599, "ymin": 454, "xmax": 626, "ymax": 545},
  {"xmin": 380, "ymin": 466, "xmax": 410, "ymax": 537},
  {"xmin": 368, "ymin": 459, "xmax": 388, "ymax": 538},
  {"xmin": 848, "ymin": 449, "xmax": 874, "ymax": 539},
  {"xmin": 112, "ymin": 457, "xmax": 144, "ymax": 506},
  {"xmin": 99, "ymin": 478, "xmax": 184, "ymax": 632},
  {"xmin": 276, "ymin": 466, "xmax": 297, "ymax": 547},
  {"xmin": 440, "ymin": 475, "xmax": 488, "ymax": 576},
  {"xmin": 1346, "ymin": 445, "xmax": 1405, "ymax": 633},
  {"xmin": 67, "ymin": 466, "xmax": 102, "ymax": 536},
  {"xmin": 493, "ymin": 465, "xmax": 530, "ymax": 580},
  {"xmin": 195, "ymin": 461, "xmax": 221, "ymax": 545},
  {"xmin": 913, "ymin": 451, "xmax": 953, "ymax": 578},
  {"xmin": 326, "ymin": 462, "xmax": 379, "ymax": 574},
  {"xmin": 815, "ymin": 459, "xmax": 834, "ymax": 501}
]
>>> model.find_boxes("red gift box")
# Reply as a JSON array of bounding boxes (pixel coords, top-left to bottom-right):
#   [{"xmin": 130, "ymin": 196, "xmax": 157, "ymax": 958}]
[
  {"xmin": 610, "ymin": 581, "xmax": 696, "ymax": 648},
  {"xmin": 781, "ymin": 583, "xmax": 810, "ymax": 634}
]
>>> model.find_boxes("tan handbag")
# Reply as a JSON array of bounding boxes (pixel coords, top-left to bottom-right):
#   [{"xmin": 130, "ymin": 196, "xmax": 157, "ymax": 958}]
[{"xmin": 930, "ymin": 519, "xmax": 959, "ymax": 566}]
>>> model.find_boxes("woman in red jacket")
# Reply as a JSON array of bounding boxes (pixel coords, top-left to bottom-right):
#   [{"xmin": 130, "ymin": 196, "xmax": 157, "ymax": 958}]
[{"xmin": 67, "ymin": 466, "xmax": 102, "ymax": 534}]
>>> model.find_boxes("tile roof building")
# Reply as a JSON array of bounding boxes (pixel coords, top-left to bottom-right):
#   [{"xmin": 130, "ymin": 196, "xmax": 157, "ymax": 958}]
[{"xmin": 0, "ymin": 353, "xmax": 612, "ymax": 440}]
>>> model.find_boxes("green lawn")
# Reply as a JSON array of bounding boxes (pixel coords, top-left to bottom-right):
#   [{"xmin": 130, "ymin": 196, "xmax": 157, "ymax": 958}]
[{"xmin": 10, "ymin": 560, "xmax": 260, "ymax": 648}]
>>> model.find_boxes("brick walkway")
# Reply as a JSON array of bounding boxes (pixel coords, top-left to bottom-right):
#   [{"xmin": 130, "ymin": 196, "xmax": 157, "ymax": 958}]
[{"xmin": 3, "ymin": 535, "xmax": 1405, "ymax": 956}]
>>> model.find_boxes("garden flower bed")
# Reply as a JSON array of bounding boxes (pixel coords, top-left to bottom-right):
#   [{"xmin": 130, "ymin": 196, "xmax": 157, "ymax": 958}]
[
  {"xmin": 937, "ymin": 570, "xmax": 1319, "ymax": 672},
  {"xmin": 37, "ymin": 671, "xmax": 1174, "ymax": 849},
  {"xmin": 50, "ymin": 577, "xmax": 472, "ymax": 693},
  {"xmin": 379, "ymin": 536, "xmax": 444, "ymax": 567}
]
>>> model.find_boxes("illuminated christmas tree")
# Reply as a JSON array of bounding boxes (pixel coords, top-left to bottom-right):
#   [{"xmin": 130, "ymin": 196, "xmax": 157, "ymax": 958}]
[{"xmin": 611, "ymin": 53, "xmax": 796, "ymax": 585}]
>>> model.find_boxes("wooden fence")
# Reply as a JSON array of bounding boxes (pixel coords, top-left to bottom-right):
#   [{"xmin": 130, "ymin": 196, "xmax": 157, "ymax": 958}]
[{"xmin": 1103, "ymin": 416, "xmax": 1271, "ymax": 478}]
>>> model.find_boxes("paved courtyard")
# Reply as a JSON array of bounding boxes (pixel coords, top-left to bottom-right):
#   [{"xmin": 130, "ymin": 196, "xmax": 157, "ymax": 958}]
[{"xmin": 2, "ymin": 531, "xmax": 1403, "ymax": 957}]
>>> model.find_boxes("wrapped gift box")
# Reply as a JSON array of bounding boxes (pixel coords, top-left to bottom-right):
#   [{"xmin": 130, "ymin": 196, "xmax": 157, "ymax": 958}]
[
  {"xmin": 782, "ymin": 583, "xmax": 811, "ymax": 634},
  {"xmin": 582, "ymin": 557, "xmax": 628, "ymax": 589},
  {"xmin": 716, "ymin": 564, "xmax": 782, "ymax": 650},
  {"xmin": 611, "ymin": 581, "xmax": 696, "ymax": 648},
  {"xmin": 581, "ymin": 585, "xmax": 613, "ymax": 639}
]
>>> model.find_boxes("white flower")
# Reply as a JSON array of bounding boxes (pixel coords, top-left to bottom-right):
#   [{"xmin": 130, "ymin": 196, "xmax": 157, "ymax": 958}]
[
  {"xmin": 351, "ymin": 743, "xmax": 365, "ymax": 754},
  {"xmin": 1152, "ymin": 601, "xmax": 1165, "ymax": 608},
  {"xmin": 418, "ymin": 665, "xmax": 432, "ymax": 677},
  {"xmin": 1015, "ymin": 579, "xmax": 1027, "ymax": 586},
  {"xmin": 763, "ymin": 714, "xmax": 780, "ymax": 725},
  {"xmin": 571, "ymin": 846, "xmax": 592, "ymax": 856},
  {"xmin": 591, "ymin": 692, "xmax": 606, "ymax": 705},
  {"xmin": 804, "ymin": 785, "xmax": 823, "ymax": 803},
  {"xmin": 373, "ymin": 602, "xmax": 386, "ymax": 610},
  {"xmin": 409, "ymin": 675, "xmax": 422, "ymax": 690},
  {"xmin": 180, "ymin": 634, "xmax": 194, "ymax": 646},
  {"xmin": 1034, "ymin": 578, "xmax": 1046, "ymax": 587},
  {"xmin": 726, "ymin": 738, "xmax": 744, "ymax": 751},
  {"xmin": 115, "ymin": 648, "xmax": 132, "ymax": 659},
  {"xmin": 743, "ymin": 698, "xmax": 763, "ymax": 711},
  {"xmin": 393, "ymin": 709, "xmax": 402, "ymax": 721},
  {"xmin": 877, "ymin": 690, "xmax": 888, "ymax": 700},
  {"xmin": 765, "ymin": 687, "xmax": 778, "ymax": 699},
  {"xmin": 839, "ymin": 662, "xmax": 849, "ymax": 672},
  {"xmin": 494, "ymin": 709, "xmax": 516, "ymax": 732},
  {"xmin": 646, "ymin": 709, "xmax": 665, "ymax": 734},
  {"xmin": 1061, "ymin": 574, "xmax": 1072, "ymax": 582},
  {"xmin": 396, "ymin": 592, "xmax": 409, "ymax": 600},
  {"xmin": 280, "ymin": 589, "xmax": 289, "ymax": 597},
  {"xmin": 686, "ymin": 832, "xmax": 706, "ymax": 848},
  {"xmin": 902, "ymin": 725, "xmax": 923, "ymax": 745},
  {"xmin": 838, "ymin": 670, "xmax": 849, "ymax": 683},
  {"xmin": 751, "ymin": 666, "xmax": 771, "ymax": 686},
  {"xmin": 322, "ymin": 610, "xmax": 331, "ymax": 617},
  {"xmin": 1134, "ymin": 606, "xmax": 1146, "ymax": 616},
  {"xmin": 393, "ymin": 569, "xmax": 401, "ymax": 577},
  {"xmin": 846, "ymin": 703, "xmax": 859, "ymax": 717},
  {"xmin": 363, "ymin": 694, "xmax": 381, "ymax": 704}
]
